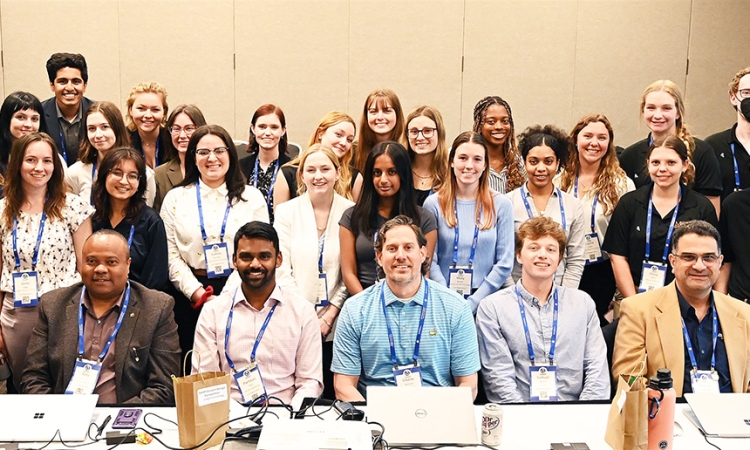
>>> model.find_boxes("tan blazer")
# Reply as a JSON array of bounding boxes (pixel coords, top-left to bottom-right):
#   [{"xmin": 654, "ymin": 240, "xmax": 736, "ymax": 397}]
[{"xmin": 613, "ymin": 281, "xmax": 750, "ymax": 395}]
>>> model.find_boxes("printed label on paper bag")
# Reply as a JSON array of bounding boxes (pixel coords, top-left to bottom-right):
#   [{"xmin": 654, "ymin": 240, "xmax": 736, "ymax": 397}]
[{"xmin": 197, "ymin": 384, "xmax": 228, "ymax": 406}]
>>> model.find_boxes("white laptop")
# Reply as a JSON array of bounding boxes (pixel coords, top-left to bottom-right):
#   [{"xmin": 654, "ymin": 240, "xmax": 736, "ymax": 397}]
[
  {"xmin": 684, "ymin": 393, "xmax": 750, "ymax": 438},
  {"xmin": 257, "ymin": 419, "xmax": 372, "ymax": 450},
  {"xmin": 366, "ymin": 386, "xmax": 479, "ymax": 446},
  {"xmin": 0, "ymin": 394, "xmax": 99, "ymax": 442}
]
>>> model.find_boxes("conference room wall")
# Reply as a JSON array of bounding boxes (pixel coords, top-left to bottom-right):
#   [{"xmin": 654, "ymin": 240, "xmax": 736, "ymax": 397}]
[{"xmin": 0, "ymin": 0, "xmax": 744, "ymax": 150}]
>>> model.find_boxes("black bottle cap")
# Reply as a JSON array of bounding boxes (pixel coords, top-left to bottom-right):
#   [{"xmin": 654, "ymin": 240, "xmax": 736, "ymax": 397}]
[{"xmin": 649, "ymin": 368, "xmax": 674, "ymax": 389}]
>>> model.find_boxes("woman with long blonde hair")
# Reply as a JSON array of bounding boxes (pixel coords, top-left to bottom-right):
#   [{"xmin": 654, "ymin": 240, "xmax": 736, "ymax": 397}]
[
  {"xmin": 405, "ymin": 105, "xmax": 449, "ymax": 205},
  {"xmin": 557, "ymin": 114, "xmax": 635, "ymax": 323}
]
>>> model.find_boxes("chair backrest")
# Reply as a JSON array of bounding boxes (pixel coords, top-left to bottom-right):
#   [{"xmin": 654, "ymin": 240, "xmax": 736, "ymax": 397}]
[
  {"xmin": 287, "ymin": 142, "xmax": 301, "ymax": 159},
  {"xmin": 234, "ymin": 140, "xmax": 249, "ymax": 159}
]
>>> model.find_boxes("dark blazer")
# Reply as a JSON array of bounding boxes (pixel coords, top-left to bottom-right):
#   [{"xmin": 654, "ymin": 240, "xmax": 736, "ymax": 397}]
[
  {"xmin": 152, "ymin": 159, "xmax": 183, "ymax": 213},
  {"xmin": 41, "ymin": 96, "xmax": 94, "ymax": 166},
  {"xmin": 129, "ymin": 128, "xmax": 170, "ymax": 168},
  {"xmin": 21, "ymin": 281, "xmax": 180, "ymax": 405}
]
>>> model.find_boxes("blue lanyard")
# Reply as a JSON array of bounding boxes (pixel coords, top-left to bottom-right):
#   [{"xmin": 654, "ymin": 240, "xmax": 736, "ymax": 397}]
[
  {"xmin": 58, "ymin": 128, "xmax": 68, "ymax": 163},
  {"xmin": 452, "ymin": 201, "xmax": 480, "ymax": 268},
  {"xmin": 127, "ymin": 225, "xmax": 135, "ymax": 248},
  {"xmin": 730, "ymin": 143, "xmax": 740, "ymax": 191},
  {"xmin": 645, "ymin": 188, "xmax": 681, "ymax": 263},
  {"xmin": 521, "ymin": 185, "xmax": 566, "ymax": 232},
  {"xmin": 253, "ymin": 157, "xmax": 280, "ymax": 205},
  {"xmin": 381, "ymin": 279, "xmax": 429, "ymax": 368},
  {"xmin": 13, "ymin": 212, "xmax": 47, "ymax": 270},
  {"xmin": 574, "ymin": 177, "xmax": 598, "ymax": 233},
  {"xmin": 224, "ymin": 288, "xmax": 278, "ymax": 370},
  {"xmin": 77, "ymin": 282, "xmax": 131, "ymax": 362},
  {"xmin": 195, "ymin": 182, "xmax": 232, "ymax": 243},
  {"xmin": 681, "ymin": 306, "xmax": 718, "ymax": 372},
  {"xmin": 140, "ymin": 138, "xmax": 160, "ymax": 167},
  {"xmin": 515, "ymin": 287, "xmax": 559, "ymax": 365}
]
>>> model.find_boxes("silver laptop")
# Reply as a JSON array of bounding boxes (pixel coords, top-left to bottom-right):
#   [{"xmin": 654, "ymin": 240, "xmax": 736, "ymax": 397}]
[
  {"xmin": 0, "ymin": 394, "xmax": 99, "ymax": 442},
  {"xmin": 684, "ymin": 393, "xmax": 750, "ymax": 438},
  {"xmin": 257, "ymin": 419, "xmax": 372, "ymax": 450},
  {"xmin": 366, "ymin": 386, "xmax": 479, "ymax": 445}
]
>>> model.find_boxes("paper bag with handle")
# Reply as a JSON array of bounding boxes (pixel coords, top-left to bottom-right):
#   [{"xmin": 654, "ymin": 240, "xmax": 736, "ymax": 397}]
[
  {"xmin": 605, "ymin": 359, "xmax": 648, "ymax": 450},
  {"xmin": 173, "ymin": 351, "xmax": 231, "ymax": 450}
]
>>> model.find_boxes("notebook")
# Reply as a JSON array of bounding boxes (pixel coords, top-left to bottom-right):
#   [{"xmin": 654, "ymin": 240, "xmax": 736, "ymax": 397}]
[
  {"xmin": 684, "ymin": 393, "xmax": 750, "ymax": 438},
  {"xmin": 366, "ymin": 385, "xmax": 479, "ymax": 445},
  {"xmin": 0, "ymin": 394, "xmax": 99, "ymax": 442}
]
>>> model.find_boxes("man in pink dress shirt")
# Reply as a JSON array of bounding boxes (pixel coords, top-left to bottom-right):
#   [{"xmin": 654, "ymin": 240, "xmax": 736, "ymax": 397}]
[{"xmin": 192, "ymin": 221, "xmax": 323, "ymax": 407}]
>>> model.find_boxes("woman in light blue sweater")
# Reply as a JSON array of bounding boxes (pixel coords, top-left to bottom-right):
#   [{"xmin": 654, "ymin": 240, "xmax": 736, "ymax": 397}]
[{"xmin": 424, "ymin": 131, "xmax": 515, "ymax": 313}]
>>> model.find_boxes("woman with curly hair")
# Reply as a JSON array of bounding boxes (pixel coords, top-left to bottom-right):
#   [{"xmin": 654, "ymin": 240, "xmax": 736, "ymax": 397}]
[
  {"xmin": 405, "ymin": 105, "xmax": 449, "ymax": 206},
  {"xmin": 472, "ymin": 96, "xmax": 525, "ymax": 193},
  {"xmin": 557, "ymin": 114, "xmax": 635, "ymax": 323},
  {"xmin": 505, "ymin": 125, "xmax": 586, "ymax": 289},
  {"xmin": 125, "ymin": 81, "xmax": 170, "ymax": 169}
]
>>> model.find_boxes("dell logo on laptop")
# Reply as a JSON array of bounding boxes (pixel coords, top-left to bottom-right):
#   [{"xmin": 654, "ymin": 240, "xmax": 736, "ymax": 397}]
[{"xmin": 415, "ymin": 409, "xmax": 427, "ymax": 419}]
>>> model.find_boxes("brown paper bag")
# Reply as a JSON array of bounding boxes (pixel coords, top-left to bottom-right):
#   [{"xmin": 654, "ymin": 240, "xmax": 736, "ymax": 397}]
[
  {"xmin": 173, "ymin": 356, "xmax": 232, "ymax": 450},
  {"xmin": 604, "ymin": 373, "xmax": 649, "ymax": 450}
]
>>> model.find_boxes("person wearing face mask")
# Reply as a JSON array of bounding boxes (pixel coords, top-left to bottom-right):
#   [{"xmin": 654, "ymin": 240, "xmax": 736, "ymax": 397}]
[
  {"xmin": 706, "ymin": 67, "xmax": 750, "ymax": 202},
  {"xmin": 354, "ymin": 89, "xmax": 405, "ymax": 173},
  {"xmin": 619, "ymin": 80, "xmax": 722, "ymax": 214},
  {"xmin": 505, "ymin": 125, "xmax": 586, "ymax": 289},
  {"xmin": 277, "ymin": 111, "xmax": 363, "ymax": 204},
  {"xmin": 66, "ymin": 102, "xmax": 155, "ymax": 207},
  {"xmin": 239, "ymin": 104, "xmax": 290, "ymax": 223},
  {"xmin": 556, "ymin": 115, "xmax": 635, "ymax": 324},
  {"xmin": 424, "ymin": 132, "xmax": 514, "ymax": 314},
  {"xmin": 405, "ymin": 106, "xmax": 449, "ymax": 206},
  {"xmin": 125, "ymin": 82, "xmax": 170, "ymax": 170},
  {"xmin": 0, "ymin": 92, "xmax": 49, "ymax": 177},
  {"xmin": 153, "ymin": 105, "xmax": 207, "ymax": 213}
]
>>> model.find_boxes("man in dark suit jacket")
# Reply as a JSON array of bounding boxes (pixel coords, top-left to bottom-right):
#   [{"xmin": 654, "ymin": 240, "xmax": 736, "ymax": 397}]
[
  {"xmin": 21, "ymin": 230, "xmax": 180, "ymax": 404},
  {"xmin": 40, "ymin": 52, "xmax": 94, "ymax": 165}
]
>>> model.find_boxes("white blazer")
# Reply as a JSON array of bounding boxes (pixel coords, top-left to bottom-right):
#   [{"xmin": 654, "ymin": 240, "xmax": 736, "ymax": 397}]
[{"xmin": 273, "ymin": 192, "xmax": 354, "ymax": 309}]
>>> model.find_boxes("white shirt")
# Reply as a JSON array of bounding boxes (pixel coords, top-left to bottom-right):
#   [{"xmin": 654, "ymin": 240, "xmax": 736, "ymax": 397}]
[
  {"xmin": 161, "ymin": 180, "xmax": 269, "ymax": 298},
  {"xmin": 65, "ymin": 161, "xmax": 157, "ymax": 207}
]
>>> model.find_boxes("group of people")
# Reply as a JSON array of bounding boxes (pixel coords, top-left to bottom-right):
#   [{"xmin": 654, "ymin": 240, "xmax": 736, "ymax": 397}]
[{"xmin": 0, "ymin": 52, "xmax": 749, "ymax": 407}]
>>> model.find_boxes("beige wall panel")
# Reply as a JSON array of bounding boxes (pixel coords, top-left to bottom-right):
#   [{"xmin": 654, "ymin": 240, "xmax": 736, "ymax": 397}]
[
  {"xmin": 573, "ymin": 0, "xmax": 691, "ymax": 147},
  {"xmin": 1, "ymin": 0, "xmax": 120, "ymax": 105},
  {"xmin": 461, "ymin": 0, "xmax": 578, "ymax": 139},
  {"xmin": 235, "ymin": 0, "xmax": 349, "ymax": 146},
  {"xmin": 348, "ymin": 0, "xmax": 464, "ymax": 143},
  {"xmin": 117, "ymin": 0, "xmax": 235, "ymax": 135},
  {"xmin": 685, "ymin": 0, "xmax": 750, "ymax": 138}
]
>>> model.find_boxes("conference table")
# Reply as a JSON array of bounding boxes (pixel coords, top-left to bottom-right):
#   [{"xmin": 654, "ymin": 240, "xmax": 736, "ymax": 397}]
[{"xmin": 10, "ymin": 401, "xmax": 749, "ymax": 449}]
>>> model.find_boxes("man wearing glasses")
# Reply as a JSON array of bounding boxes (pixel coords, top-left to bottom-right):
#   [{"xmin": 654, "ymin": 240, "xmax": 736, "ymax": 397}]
[
  {"xmin": 612, "ymin": 220, "xmax": 750, "ymax": 396},
  {"xmin": 706, "ymin": 66, "xmax": 750, "ymax": 202}
]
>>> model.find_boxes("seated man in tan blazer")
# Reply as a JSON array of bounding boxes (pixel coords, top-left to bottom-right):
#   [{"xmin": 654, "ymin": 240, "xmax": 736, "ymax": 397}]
[{"xmin": 613, "ymin": 220, "xmax": 750, "ymax": 396}]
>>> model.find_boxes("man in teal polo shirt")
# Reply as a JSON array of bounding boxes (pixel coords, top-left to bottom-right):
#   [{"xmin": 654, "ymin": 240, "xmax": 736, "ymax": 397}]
[{"xmin": 332, "ymin": 215, "xmax": 480, "ymax": 401}]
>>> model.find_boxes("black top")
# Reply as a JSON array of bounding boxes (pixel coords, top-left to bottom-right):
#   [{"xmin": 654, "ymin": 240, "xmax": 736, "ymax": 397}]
[
  {"xmin": 339, "ymin": 206, "xmax": 437, "ymax": 289},
  {"xmin": 416, "ymin": 189, "xmax": 434, "ymax": 207},
  {"xmin": 602, "ymin": 184, "xmax": 718, "ymax": 286},
  {"xmin": 705, "ymin": 124, "xmax": 750, "ymax": 202},
  {"xmin": 677, "ymin": 288, "xmax": 732, "ymax": 394},
  {"xmin": 619, "ymin": 135, "xmax": 723, "ymax": 197},
  {"xmin": 129, "ymin": 128, "xmax": 171, "ymax": 168},
  {"xmin": 92, "ymin": 205, "xmax": 170, "ymax": 292},
  {"xmin": 718, "ymin": 188, "xmax": 750, "ymax": 301},
  {"xmin": 239, "ymin": 151, "xmax": 292, "ymax": 223}
]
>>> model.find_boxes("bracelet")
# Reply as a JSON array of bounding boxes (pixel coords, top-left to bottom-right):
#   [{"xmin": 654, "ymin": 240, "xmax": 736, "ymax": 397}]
[{"xmin": 322, "ymin": 317, "xmax": 333, "ymax": 328}]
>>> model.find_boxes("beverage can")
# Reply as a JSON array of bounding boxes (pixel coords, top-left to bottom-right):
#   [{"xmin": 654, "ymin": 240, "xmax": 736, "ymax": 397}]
[{"xmin": 481, "ymin": 403, "xmax": 503, "ymax": 447}]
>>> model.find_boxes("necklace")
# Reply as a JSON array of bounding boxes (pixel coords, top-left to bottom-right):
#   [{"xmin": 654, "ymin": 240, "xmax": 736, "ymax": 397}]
[{"xmin": 412, "ymin": 170, "xmax": 432, "ymax": 188}]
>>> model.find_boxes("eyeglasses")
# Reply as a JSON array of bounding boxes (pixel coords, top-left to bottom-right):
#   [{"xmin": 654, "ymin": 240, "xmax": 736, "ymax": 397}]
[
  {"xmin": 109, "ymin": 169, "xmax": 140, "ymax": 182},
  {"xmin": 672, "ymin": 253, "xmax": 720, "ymax": 265},
  {"xmin": 737, "ymin": 89, "xmax": 750, "ymax": 100},
  {"xmin": 195, "ymin": 147, "xmax": 229, "ymax": 157},
  {"xmin": 169, "ymin": 125, "xmax": 197, "ymax": 135},
  {"xmin": 407, "ymin": 128, "xmax": 437, "ymax": 139}
]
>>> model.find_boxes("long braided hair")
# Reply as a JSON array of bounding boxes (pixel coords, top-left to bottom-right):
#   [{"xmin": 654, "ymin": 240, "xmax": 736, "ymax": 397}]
[{"xmin": 472, "ymin": 96, "xmax": 525, "ymax": 191}]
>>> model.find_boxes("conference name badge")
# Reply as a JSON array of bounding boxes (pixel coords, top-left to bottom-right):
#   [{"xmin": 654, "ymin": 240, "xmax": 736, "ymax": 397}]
[
  {"xmin": 691, "ymin": 370, "xmax": 720, "ymax": 394},
  {"xmin": 316, "ymin": 273, "xmax": 329, "ymax": 309},
  {"xmin": 529, "ymin": 365, "xmax": 558, "ymax": 402},
  {"xmin": 234, "ymin": 362, "xmax": 267, "ymax": 404},
  {"xmin": 204, "ymin": 243, "xmax": 232, "ymax": 278},
  {"xmin": 13, "ymin": 271, "xmax": 39, "ymax": 308},
  {"xmin": 393, "ymin": 364, "xmax": 423, "ymax": 387},
  {"xmin": 448, "ymin": 267, "xmax": 473, "ymax": 299},
  {"xmin": 638, "ymin": 261, "xmax": 667, "ymax": 293},
  {"xmin": 583, "ymin": 233, "xmax": 604, "ymax": 265},
  {"xmin": 65, "ymin": 359, "xmax": 102, "ymax": 395}
]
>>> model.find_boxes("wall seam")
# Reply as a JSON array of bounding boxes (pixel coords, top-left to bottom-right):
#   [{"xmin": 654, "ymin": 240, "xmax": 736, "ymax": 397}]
[
  {"xmin": 459, "ymin": 0, "xmax": 467, "ymax": 127},
  {"xmin": 684, "ymin": 0, "xmax": 695, "ymax": 94}
]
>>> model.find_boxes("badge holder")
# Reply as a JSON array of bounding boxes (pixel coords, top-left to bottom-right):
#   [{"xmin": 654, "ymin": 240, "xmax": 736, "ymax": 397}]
[
  {"xmin": 234, "ymin": 362, "xmax": 268, "ymax": 404},
  {"xmin": 393, "ymin": 363, "xmax": 423, "ymax": 387},
  {"xmin": 583, "ymin": 233, "xmax": 604, "ymax": 265},
  {"xmin": 690, "ymin": 370, "xmax": 720, "ymax": 394},
  {"xmin": 204, "ymin": 243, "xmax": 232, "ymax": 278},
  {"xmin": 448, "ymin": 267, "xmax": 473, "ymax": 299},
  {"xmin": 638, "ymin": 261, "xmax": 667, "ymax": 293},
  {"xmin": 529, "ymin": 365, "xmax": 558, "ymax": 402},
  {"xmin": 65, "ymin": 359, "xmax": 102, "ymax": 395},
  {"xmin": 316, "ymin": 273, "xmax": 329, "ymax": 310},
  {"xmin": 13, "ymin": 271, "xmax": 39, "ymax": 308}
]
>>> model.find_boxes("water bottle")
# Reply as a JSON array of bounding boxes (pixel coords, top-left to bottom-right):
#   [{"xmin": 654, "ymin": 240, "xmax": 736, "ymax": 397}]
[
  {"xmin": 0, "ymin": 351, "xmax": 11, "ymax": 381},
  {"xmin": 648, "ymin": 368, "xmax": 676, "ymax": 450}
]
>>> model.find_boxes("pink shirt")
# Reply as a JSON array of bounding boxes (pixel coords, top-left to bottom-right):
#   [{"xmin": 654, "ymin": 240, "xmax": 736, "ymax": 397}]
[{"xmin": 192, "ymin": 284, "xmax": 323, "ymax": 407}]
